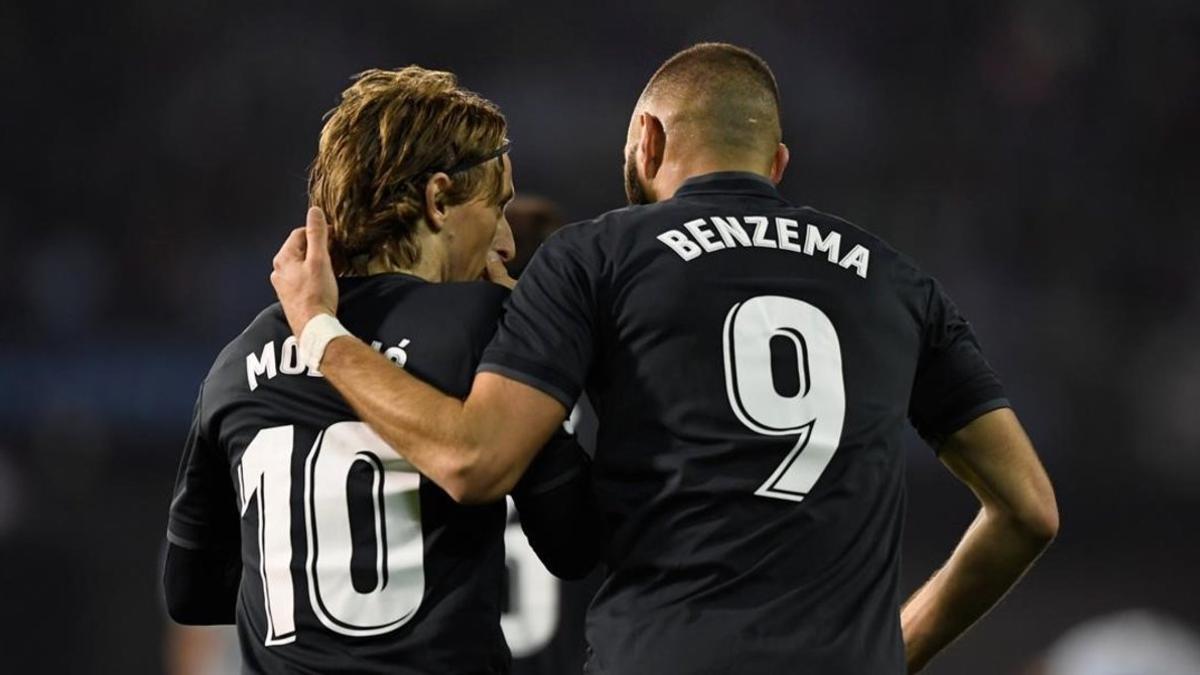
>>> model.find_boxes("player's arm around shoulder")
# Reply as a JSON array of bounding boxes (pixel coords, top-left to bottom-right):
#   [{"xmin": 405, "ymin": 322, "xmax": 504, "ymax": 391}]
[
  {"xmin": 314, "ymin": 318, "xmax": 566, "ymax": 506},
  {"xmin": 272, "ymin": 209, "xmax": 568, "ymax": 506},
  {"xmin": 901, "ymin": 407, "xmax": 1058, "ymax": 672}
]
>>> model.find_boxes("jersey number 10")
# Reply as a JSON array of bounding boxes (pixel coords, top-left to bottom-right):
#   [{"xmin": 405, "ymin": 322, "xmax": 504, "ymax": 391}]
[
  {"xmin": 723, "ymin": 295, "xmax": 846, "ymax": 502},
  {"xmin": 238, "ymin": 422, "xmax": 424, "ymax": 645}
]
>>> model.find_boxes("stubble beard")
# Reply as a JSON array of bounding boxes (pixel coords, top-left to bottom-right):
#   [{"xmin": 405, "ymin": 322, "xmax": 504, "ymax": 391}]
[{"xmin": 624, "ymin": 147, "xmax": 652, "ymax": 206}]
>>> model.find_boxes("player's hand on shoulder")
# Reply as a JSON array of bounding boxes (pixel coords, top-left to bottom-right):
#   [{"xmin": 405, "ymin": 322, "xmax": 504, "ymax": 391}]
[{"xmin": 271, "ymin": 206, "xmax": 340, "ymax": 336}]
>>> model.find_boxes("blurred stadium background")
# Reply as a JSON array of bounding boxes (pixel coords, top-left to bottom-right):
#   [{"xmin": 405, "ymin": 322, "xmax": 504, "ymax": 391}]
[{"xmin": 2, "ymin": 1, "xmax": 1198, "ymax": 673}]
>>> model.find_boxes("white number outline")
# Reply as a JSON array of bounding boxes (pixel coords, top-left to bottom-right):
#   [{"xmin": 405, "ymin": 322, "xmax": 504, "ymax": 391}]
[
  {"xmin": 238, "ymin": 425, "xmax": 297, "ymax": 645},
  {"xmin": 237, "ymin": 422, "xmax": 424, "ymax": 646},
  {"xmin": 722, "ymin": 295, "xmax": 846, "ymax": 502},
  {"xmin": 303, "ymin": 423, "xmax": 424, "ymax": 637}
]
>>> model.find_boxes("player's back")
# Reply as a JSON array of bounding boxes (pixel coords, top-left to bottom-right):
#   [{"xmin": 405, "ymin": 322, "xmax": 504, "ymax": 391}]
[
  {"xmin": 505, "ymin": 173, "xmax": 1007, "ymax": 674},
  {"xmin": 171, "ymin": 274, "xmax": 513, "ymax": 674}
]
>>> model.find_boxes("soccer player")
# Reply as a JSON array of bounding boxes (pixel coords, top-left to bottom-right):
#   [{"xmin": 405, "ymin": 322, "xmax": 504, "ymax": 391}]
[
  {"xmin": 270, "ymin": 44, "xmax": 1059, "ymax": 674},
  {"xmin": 164, "ymin": 67, "xmax": 600, "ymax": 674}
]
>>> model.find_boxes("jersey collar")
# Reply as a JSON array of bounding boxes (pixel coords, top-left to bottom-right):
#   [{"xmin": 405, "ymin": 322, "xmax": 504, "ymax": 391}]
[{"xmin": 672, "ymin": 171, "xmax": 789, "ymax": 203}]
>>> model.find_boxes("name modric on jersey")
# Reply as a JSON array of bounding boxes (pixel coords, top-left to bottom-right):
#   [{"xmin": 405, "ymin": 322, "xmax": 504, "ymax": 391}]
[
  {"xmin": 244, "ymin": 335, "xmax": 412, "ymax": 391},
  {"xmin": 656, "ymin": 215, "xmax": 871, "ymax": 278}
]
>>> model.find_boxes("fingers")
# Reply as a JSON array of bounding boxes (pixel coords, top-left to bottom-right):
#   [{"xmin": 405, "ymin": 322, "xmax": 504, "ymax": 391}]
[
  {"xmin": 273, "ymin": 226, "xmax": 308, "ymax": 270},
  {"xmin": 305, "ymin": 207, "xmax": 330, "ymax": 264},
  {"xmin": 269, "ymin": 207, "xmax": 340, "ymax": 337},
  {"xmin": 484, "ymin": 251, "xmax": 517, "ymax": 290}
]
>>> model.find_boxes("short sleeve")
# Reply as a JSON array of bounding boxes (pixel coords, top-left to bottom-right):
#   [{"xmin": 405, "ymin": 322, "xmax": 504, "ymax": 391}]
[
  {"xmin": 909, "ymin": 277, "xmax": 1010, "ymax": 443},
  {"xmin": 478, "ymin": 229, "xmax": 600, "ymax": 409},
  {"xmin": 167, "ymin": 385, "xmax": 240, "ymax": 551}
]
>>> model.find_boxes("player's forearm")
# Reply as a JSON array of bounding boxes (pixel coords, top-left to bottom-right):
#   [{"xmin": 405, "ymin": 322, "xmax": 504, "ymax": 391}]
[
  {"xmin": 901, "ymin": 507, "xmax": 1055, "ymax": 672},
  {"xmin": 320, "ymin": 336, "xmax": 513, "ymax": 502}
]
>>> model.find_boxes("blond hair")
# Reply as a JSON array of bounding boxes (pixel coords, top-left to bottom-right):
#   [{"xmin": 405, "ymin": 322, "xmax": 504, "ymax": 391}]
[{"xmin": 308, "ymin": 67, "xmax": 507, "ymax": 275}]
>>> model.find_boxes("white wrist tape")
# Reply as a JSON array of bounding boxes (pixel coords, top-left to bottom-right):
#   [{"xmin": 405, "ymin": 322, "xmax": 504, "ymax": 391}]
[{"xmin": 298, "ymin": 313, "xmax": 351, "ymax": 371}]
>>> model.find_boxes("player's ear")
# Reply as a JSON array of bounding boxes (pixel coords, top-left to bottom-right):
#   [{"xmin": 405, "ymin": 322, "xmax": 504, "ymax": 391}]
[
  {"xmin": 424, "ymin": 173, "xmax": 453, "ymax": 232},
  {"xmin": 770, "ymin": 142, "xmax": 790, "ymax": 185},
  {"xmin": 638, "ymin": 112, "xmax": 666, "ymax": 181}
]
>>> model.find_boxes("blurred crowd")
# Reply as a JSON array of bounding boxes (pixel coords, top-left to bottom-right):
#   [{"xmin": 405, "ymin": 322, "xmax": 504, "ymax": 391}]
[{"xmin": 1, "ymin": 1, "xmax": 1197, "ymax": 673}]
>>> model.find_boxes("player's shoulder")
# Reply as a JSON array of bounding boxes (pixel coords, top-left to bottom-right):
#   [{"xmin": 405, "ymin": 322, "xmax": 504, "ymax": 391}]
[
  {"xmin": 423, "ymin": 280, "xmax": 509, "ymax": 341},
  {"xmin": 544, "ymin": 205, "xmax": 631, "ymax": 246},
  {"xmin": 207, "ymin": 303, "xmax": 288, "ymax": 377},
  {"xmin": 397, "ymin": 278, "xmax": 508, "ymax": 323},
  {"xmin": 341, "ymin": 273, "xmax": 507, "ymax": 304},
  {"xmin": 539, "ymin": 202, "xmax": 673, "ymax": 263},
  {"xmin": 798, "ymin": 206, "xmax": 900, "ymax": 257},
  {"xmin": 796, "ymin": 205, "xmax": 934, "ymax": 287},
  {"xmin": 193, "ymin": 302, "xmax": 290, "ymax": 422},
  {"xmin": 337, "ymin": 274, "xmax": 508, "ymax": 330},
  {"xmin": 373, "ymin": 278, "xmax": 510, "ymax": 364},
  {"xmin": 422, "ymin": 278, "xmax": 511, "ymax": 307}
]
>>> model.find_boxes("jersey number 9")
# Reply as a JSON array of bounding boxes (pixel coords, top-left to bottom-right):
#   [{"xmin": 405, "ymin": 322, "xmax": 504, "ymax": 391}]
[{"xmin": 723, "ymin": 295, "xmax": 846, "ymax": 503}]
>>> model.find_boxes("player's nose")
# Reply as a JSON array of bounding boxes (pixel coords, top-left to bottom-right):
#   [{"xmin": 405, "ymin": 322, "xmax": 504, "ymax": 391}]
[{"xmin": 492, "ymin": 215, "xmax": 516, "ymax": 263}]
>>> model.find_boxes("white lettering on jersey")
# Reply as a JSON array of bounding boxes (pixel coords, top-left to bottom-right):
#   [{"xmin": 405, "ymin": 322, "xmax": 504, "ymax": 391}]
[
  {"xmin": 839, "ymin": 244, "xmax": 871, "ymax": 279},
  {"xmin": 657, "ymin": 229, "xmax": 702, "ymax": 261},
  {"xmin": 803, "ymin": 224, "xmax": 841, "ymax": 263},
  {"xmin": 656, "ymin": 216, "xmax": 871, "ymax": 278},
  {"xmin": 711, "ymin": 216, "xmax": 751, "ymax": 247},
  {"xmin": 684, "ymin": 218, "xmax": 724, "ymax": 253},
  {"xmin": 246, "ymin": 341, "xmax": 277, "ymax": 392},
  {"xmin": 279, "ymin": 336, "xmax": 305, "ymax": 375},
  {"xmin": 747, "ymin": 216, "xmax": 776, "ymax": 248},
  {"xmin": 246, "ymin": 337, "xmax": 413, "ymax": 391},
  {"xmin": 777, "ymin": 218, "xmax": 802, "ymax": 253}
]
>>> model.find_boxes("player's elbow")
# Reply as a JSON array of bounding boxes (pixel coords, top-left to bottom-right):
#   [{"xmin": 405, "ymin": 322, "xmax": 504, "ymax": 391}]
[
  {"xmin": 1021, "ymin": 499, "xmax": 1060, "ymax": 545},
  {"xmin": 440, "ymin": 448, "xmax": 513, "ymax": 505},
  {"xmin": 1005, "ymin": 493, "xmax": 1059, "ymax": 546},
  {"xmin": 443, "ymin": 475, "xmax": 505, "ymax": 505}
]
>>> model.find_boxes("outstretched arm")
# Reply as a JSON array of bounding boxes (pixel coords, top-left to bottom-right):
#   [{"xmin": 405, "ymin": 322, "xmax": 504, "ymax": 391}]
[
  {"xmin": 322, "ymin": 339, "xmax": 566, "ymax": 502},
  {"xmin": 270, "ymin": 209, "xmax": 568, "ymax": 503},
  {"xmin": 901, "ymin": 407, "xmax": 1059, "ymax": 672}
]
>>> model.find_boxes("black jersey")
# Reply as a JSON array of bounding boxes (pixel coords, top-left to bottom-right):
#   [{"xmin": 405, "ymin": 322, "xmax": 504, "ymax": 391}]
[
  {"xmin": 479, "ymin": 172, "xmax": 1009, "ymax": 675},
  {"xmin": 167, "ymin": 274, "xmax": 596, "ymax": 674}
]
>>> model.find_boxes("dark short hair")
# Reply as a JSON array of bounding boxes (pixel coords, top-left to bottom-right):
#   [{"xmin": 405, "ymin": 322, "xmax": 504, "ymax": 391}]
[
  {"xmin": 642, "ymin": 43, "xmax": 782, "ymax": 157},
  {"xmin": 645, "ymin": 42, "xmax": 780, "ymax": 108}
]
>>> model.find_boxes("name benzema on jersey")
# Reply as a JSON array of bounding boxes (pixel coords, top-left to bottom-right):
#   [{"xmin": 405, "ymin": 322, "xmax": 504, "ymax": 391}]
[
  {"xmin": 657, "ymin": 216, "xmax": 870, "ymax": 278},
  {"xmin": 245, "ymin": 335, "xmax": 411, "ymax": 391}
]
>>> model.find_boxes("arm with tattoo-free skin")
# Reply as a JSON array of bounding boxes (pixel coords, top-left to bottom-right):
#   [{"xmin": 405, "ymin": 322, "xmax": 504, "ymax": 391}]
[
  {"xmin": 901, "ymin": 408, "xmax": 1059, "ymax": 672},
  {"xmin": 270, "ymin": 208, "xmax": 567, "ymax": 504}
]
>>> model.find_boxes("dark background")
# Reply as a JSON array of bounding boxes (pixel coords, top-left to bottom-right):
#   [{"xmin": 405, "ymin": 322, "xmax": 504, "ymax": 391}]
[{"xmin": 2, "ymin": 1, "xmax": 1198, "ymax": 673}]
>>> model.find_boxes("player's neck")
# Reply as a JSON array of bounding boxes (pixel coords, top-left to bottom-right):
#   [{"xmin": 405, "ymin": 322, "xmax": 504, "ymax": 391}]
[
  {"xmin": 656, "ymin": 155, "xmax": 773, "ymax": 199},
  {"xmin": 364, "ymin": 228, "xmax": 449, "ymax": 282}
]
